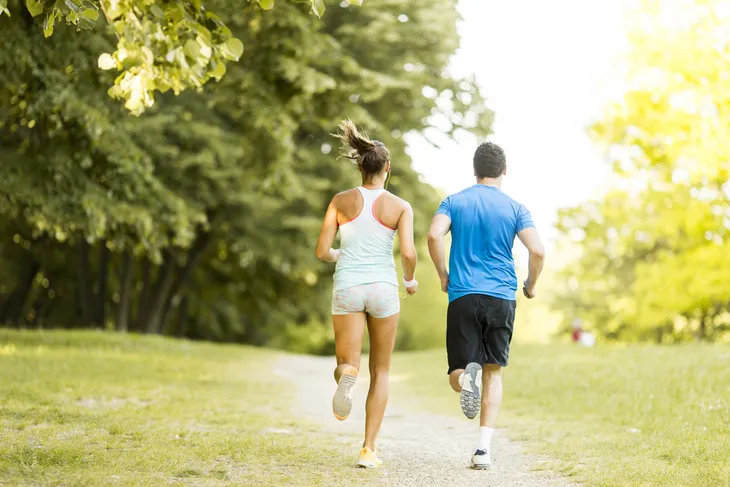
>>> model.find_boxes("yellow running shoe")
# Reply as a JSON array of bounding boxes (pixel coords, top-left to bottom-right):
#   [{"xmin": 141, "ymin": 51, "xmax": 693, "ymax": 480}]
[
  {"xmin": 357, "ymin": 447, "xmax": 382, "ymax": 468},
  {"xmin": 333, "ymin": 365, "xmax": 358, "ymax": 421}
]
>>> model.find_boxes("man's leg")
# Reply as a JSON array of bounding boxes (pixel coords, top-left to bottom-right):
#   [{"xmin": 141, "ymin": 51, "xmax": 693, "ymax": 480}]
[
  {"xmin": 445, "ymin": 295, "xmax": 485, "ymax": 419},
  {"xmin": 449, "ymin": 369, "xmax": 464, "ymax": 392},
  {"xmin": 471, "ymin": 297, "xmax": 514, "ymax": 469},
  {"xmin": 474, "ymin": 364, "xmax": 502, "ymax": 461},
  {"xmin": 480, "ymin": 364, "xmax": 503, "ymax": 427}
]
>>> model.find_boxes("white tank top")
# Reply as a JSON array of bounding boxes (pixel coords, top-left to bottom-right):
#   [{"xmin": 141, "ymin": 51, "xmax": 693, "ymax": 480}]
[{"xmin": 333, "ymin": 187, "xmax": 398, "ymax": 292}]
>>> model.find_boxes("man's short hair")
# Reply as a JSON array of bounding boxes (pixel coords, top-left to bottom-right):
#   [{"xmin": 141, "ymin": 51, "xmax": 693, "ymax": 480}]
[{"xmin": 473, "ymin": 142, "xmax": 506, "ymax": 179}]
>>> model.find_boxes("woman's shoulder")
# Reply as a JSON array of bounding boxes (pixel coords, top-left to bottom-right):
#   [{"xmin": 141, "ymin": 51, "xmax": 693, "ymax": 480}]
[
  {"xmin": 384, "ymin": 191, "xmax": 412, "ymax": 211},
  {"xmin": 332, "ymin": 187, "xmax": 361, "ymax": 205}
]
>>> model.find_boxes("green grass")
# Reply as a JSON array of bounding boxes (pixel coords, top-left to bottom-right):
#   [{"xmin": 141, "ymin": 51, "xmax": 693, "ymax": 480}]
[
  {"xmin": 0, "ymin": 330, "xmax": 381, "ymax": 487},
  {"xmin": 3, "ymin": 330, "xmax": 729, "ymax": 487},
  {"xmin": 393, "ymin": 343, "xmax": 730, "ymax": 487}
]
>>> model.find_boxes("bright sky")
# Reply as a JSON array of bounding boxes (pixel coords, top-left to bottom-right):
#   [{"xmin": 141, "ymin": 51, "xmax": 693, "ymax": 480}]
[{"xmin": 406, "ymin": 0, "xmax": 629, "ymax": 249}]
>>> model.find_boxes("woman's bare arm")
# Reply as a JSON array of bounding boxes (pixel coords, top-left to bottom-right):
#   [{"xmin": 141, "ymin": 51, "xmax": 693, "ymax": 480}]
[
  {"xmin": 315, "ymin": 199, "xmax": 341, "ymax": 263},
  {"xmin": 397, "ymin": 202, "xmax": 417, "ymax": 293}
]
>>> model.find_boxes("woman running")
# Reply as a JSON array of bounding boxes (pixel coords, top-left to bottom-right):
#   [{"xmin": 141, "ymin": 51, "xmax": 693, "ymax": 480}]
[{"xmin": 315, "ymin": 120, "xmax": 418, "ymax": 468}]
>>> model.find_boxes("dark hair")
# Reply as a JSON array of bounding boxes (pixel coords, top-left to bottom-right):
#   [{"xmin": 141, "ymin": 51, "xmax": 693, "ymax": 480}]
[
  {"xmin": 334, "ymin": 119, "xmax": 390, "ymax": 176},
  {"xmin": 473, "ymin": 141, "xmax": 506, "ymax": 179}
]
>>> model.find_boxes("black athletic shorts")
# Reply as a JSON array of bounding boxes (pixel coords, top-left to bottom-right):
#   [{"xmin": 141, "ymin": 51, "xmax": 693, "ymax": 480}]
[{"xmin": 446, "ymin": 294, "xmax": 516, "ymax": 374}]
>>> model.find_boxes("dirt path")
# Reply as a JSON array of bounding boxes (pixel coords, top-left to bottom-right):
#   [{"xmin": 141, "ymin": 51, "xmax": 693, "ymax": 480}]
[{"xmin": 277, "ymin": 355, "xmax": 578, "ymax": 487}]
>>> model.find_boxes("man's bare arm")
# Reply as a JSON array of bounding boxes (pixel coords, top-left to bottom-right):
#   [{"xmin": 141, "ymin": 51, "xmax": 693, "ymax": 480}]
[
  {"xmin": 427, "ymin": 214, "xmax": 451, "ymax": 293},
  {"xmin": 517, "ymin": 227, "xmax": 545, "ymax": 298}
]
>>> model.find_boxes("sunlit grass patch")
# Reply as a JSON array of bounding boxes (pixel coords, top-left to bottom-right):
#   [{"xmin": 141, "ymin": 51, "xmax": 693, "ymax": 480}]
[
  {"xmin": 0, "ymin": 330, "xmax": 381, "ymax": 487},
  {"xmin": 393, "ymin": 343, "xmax": 730, "ymax": 487}
]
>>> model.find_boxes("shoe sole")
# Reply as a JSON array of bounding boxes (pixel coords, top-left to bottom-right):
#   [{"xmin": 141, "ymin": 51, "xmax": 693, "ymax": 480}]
[
  {"xmin": 471, "ymin": 463, "xmax": 491, "ymax": 470},
  {"xmin": 333, "ymin": 365, "xmax": 358, "ymax": 421},
  {"xmin": 356, "ymin": 461, "xmax": 380, "ymax": 469},
  {"xmin": 460, "ymin": 362, "xmax": 482, "ymax": 419}
]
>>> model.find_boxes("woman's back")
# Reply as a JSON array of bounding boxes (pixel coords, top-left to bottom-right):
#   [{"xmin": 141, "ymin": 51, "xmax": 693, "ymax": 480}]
[{"xmin": 333, "ymin": 186, "xmax": 399, "ymax": 292}]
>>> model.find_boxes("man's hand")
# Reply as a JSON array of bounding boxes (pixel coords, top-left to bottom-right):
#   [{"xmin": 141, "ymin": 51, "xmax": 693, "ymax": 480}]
[
  {"xmin": 517, "ymin": 227, "xmax": 545, "ymax": 300},
  {"xmin": 523, "ymin": 279, "xmax": 536, "ymax": 299},
  {"xmin": 440, "ymin": 274, "xmax": 449, "ymax": 293}
]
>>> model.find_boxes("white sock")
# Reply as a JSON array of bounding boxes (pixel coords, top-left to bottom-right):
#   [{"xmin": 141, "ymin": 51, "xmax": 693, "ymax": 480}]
[{"xmin": 477, "ymin": 427, "xmax": 494, "ymax": 451}]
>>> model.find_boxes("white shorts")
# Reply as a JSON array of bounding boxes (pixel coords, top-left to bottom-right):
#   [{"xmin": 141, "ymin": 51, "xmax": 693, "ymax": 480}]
[{"xmin": 332, "ymin": 282, "xmax": 400, "ymax": 319}]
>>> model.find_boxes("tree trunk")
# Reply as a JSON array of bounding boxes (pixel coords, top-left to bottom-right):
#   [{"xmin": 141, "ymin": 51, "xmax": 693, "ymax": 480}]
[
  {"xmin": 176, "ymin": 296, "xmax": 189, "ymax": 338},
  {"xmin": 0, "ymin": 260, "xmax": 40, "ymax": 326},
  {"xmin": 654, "ymin": 326, "xmax": 664, "ymax": 344},
  {"xmin": 78, "ymin": 239, "xmax": 94, "ymax": 326},
  {"xmin": 96, "ymin": 240, "xmax": 110, "ymax": 329},
  {"xmin": 30, "ymin": 295, "xmax": 44, "ymax": 329},
  {"xmin": 143, "ymin": 252, "xmax": 176, "ymax": 334},
  {"xmin": 116, "ymin": 252, "xmax": 134, "ymax": 332},
  {"xmin": 135, "ymin": 258, "xmax": 152, "ymax": 331},
  {"xmin": 698, "ymin": 312, "xmax": 708, "ymax": 341},
  {"xmin": 159, "ymin": 231, "xmax": 212, "ymax": 331}
]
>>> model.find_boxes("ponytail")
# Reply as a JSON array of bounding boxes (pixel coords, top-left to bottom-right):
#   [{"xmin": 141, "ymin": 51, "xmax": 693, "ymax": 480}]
[{"xmin": 334, "ymin": 119, "xmax": 390, "ymax": 176}]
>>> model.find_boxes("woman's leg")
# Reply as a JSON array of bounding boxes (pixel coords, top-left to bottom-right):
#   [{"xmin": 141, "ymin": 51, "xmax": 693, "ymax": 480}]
[
  {"xmin": 333, "ymin": 313, "xmax": 367, "ymax": 379},
  {"xmin": 363, "ymin": 312, "xmax": 398, "ymax": 451},
  {"xmin": 332, "ymin": 312, "xmax": 366, "ymax": 420}
]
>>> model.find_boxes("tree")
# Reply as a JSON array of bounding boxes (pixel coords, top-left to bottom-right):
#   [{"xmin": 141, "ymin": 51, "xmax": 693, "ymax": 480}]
[
  {"xmin": 554, "ymin": 0, "xmax": 730, "ymax": 342},
  {"xmin": 0, "ymin": 0, "xmax": 361, "ymax": 114},
  {"xmin": 0, "ymin": 0, "xmax": 493, "ymax": 351}
]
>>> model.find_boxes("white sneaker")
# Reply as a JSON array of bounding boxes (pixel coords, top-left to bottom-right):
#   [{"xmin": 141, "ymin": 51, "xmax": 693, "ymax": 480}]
[{"xmin": 471, "ymin": 449, "xmax": 491, "ymax": 470}]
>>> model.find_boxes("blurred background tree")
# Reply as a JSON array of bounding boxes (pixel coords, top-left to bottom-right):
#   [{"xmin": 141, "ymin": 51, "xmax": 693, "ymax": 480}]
[
  {"xmin": 0, "ymin": 0, "xmax": 493, "ymax": 353},
  {"xmin": 552, "ymin": 0, "xmax": 730, "ymax": 343}
]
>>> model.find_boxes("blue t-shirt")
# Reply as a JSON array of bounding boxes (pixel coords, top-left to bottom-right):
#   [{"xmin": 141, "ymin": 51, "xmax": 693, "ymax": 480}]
[{"xmin": 436, "ymin": 185, "xmax": 535, "ymax": 302}]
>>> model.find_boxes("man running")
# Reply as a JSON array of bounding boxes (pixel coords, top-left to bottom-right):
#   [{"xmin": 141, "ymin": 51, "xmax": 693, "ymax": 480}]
[{"xmin": 427, "ymin": 141, "xmax": 545, "ymax": 469}]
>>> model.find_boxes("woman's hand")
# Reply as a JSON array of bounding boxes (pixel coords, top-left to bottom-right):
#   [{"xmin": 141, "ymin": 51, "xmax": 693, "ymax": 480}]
[
  {"xmin": 403, "ymin": 277, "xmax": 418, "ymax": 295},
  {"xmin": 406, "ymin": 281, "xmax": 419, "ymax": 295}
]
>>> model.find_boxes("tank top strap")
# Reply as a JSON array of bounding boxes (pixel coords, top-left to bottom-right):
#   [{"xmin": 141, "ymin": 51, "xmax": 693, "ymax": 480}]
[{"xmin": 357, "ymin": 186, "xmax": 386, "ymax": 212}]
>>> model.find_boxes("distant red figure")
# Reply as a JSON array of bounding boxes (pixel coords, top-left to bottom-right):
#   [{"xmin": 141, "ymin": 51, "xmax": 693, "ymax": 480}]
[
  {"xmin": 571, "ymin": 318, "xmax": 596, "ymax": 347},
  {"xmin": 571, "ymin": 319, "xmax": 583, "ymax": 343}
]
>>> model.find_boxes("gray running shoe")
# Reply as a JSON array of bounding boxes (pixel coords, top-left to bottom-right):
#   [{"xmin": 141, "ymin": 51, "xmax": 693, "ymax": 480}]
[
  {"xmin": 460, "ymin": 362, "xmax": 482, "ymax": 419},
  {"xmin": 333, "ymin": 365, "xmax": 358, "ymax": 420}
]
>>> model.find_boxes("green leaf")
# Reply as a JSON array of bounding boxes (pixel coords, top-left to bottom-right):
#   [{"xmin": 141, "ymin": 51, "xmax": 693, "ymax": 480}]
[
  {"xmin": 258, "ymin": 0, "xmax": 274, "ymax": 10},
  {"xmin": 312, "ymin": 0, "xmax": 325, "ymax": 17},
  {"xmin": 184, "ymin": 39, "xmax": 202, "ymax": 60},
  {"xmin": 347, "ymin": 0, "xmax": 363, "ymax": 5},
  {"xmin": 43, "ymin": 10, "xmax": 57, "ymax": 37},
  {"xmin": 65, "ymin": 0, "xmax": 81, "ymax": 14},
  {"xmin": 167, "ymin": 5, "xmax": 183, "ymax": 22},
  {"xmin": 210, "ymin": 61, "xmax": 226, "ymax": 80},
  {"xmin": 26, "ymin": 0, "xmax": 44, "ymax": 17},
  {"xmin": 105, "ymin": 0, "xmax": 123, "ymax": 20},
  {"xmin": 196, "ymin": 35, "xmax": 213, "ymax": 59},
  {"xmin": 0, "ymin": 0, "xmax": 10, "ymax": 17},
  {"xmin": 150, "ymin": 4, "xmax": 164, "ymax": 18},
  {"xmin": 221, "ymin": 38, "xmax": 244, "ymax": 61},
  {"xmin": 82, "ymin": 8, "xmax": 98, "ymax": 20}
]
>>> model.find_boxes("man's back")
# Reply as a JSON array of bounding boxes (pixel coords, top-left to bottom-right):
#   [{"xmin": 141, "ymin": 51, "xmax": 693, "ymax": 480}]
[{"xmin": 436, "ymin": 184, "xmax": 533, "ymax": 302}]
